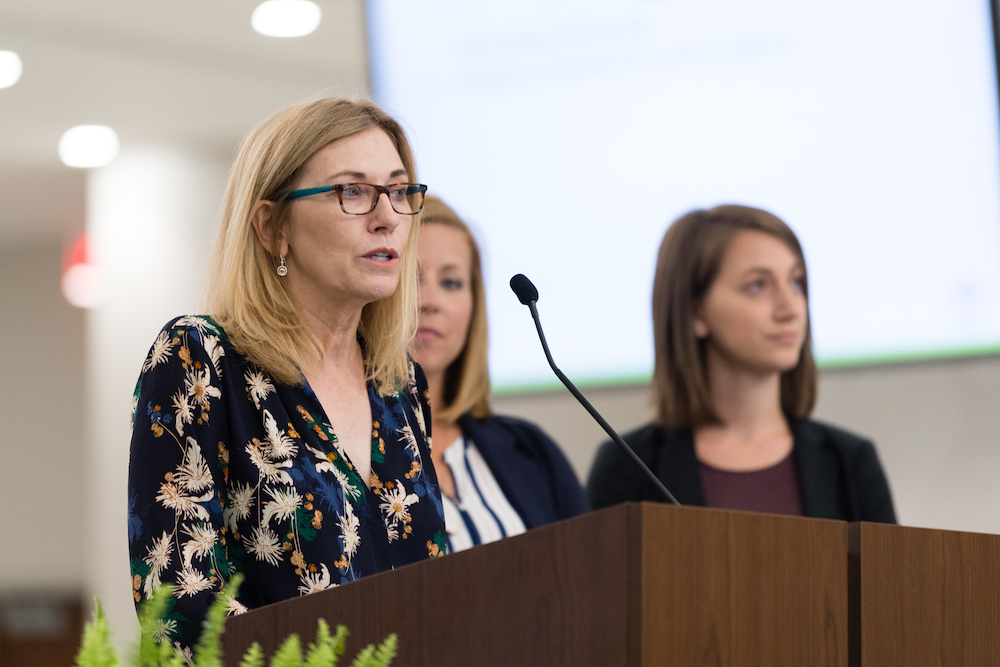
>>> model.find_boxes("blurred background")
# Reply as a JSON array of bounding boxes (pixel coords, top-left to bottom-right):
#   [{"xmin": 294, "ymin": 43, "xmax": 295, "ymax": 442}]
[{"xmin": 2, "ymin": 0, "xmax": 1000, "ymax": 662}]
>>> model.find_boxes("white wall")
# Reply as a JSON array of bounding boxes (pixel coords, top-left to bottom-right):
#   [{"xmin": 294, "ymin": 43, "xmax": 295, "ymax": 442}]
[
  {"xmin": 494, "ymin": 356, "xmax": 1000, "ymax": 535},
  {"xmin": 814, "ymin": 357, "xmax": 1000, "ymax": 533},
  {"xmin": 0, "ymin": 241, "xmax": 86, "ymax": 592}
]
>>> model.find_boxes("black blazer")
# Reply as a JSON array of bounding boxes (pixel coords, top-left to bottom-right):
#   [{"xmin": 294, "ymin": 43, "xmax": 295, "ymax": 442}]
[
  {"xmin": 587, "ymin": 418, "xmax": 896, "ymax": 523},
  {"xmin": 458, "ymin": 413, "xmax": 589, "ymax": 529}
]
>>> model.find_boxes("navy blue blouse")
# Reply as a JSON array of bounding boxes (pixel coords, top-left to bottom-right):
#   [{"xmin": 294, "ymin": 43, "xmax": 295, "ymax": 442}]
[{"xmin": 128, "ymin": 316, "xmax": 446, "ymax": 653}]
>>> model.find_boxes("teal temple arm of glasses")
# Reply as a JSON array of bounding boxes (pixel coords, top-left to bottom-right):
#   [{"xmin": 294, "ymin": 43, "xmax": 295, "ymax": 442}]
[
  {"xmin": 285, "ymin": 186, "xmax": 334, "ymax": 200},
  {"xmin": 284, "ymin": 184, "xmax": 427, "ymax": 201}
]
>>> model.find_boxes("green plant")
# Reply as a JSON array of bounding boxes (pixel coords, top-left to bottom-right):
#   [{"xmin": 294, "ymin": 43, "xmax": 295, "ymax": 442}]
[{"xmin": 75, "ymin": 576, "xmax": 397, "ymax": 667}]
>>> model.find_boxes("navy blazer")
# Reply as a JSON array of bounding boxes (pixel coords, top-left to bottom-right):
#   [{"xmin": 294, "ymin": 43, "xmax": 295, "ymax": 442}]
[
  {"xmin": 458, "ymin": 413, "xmax": 589, "ymax": 529},
  {"xmin": 587, "ymin": 418, "xmax": 896, "ymax": 523}
]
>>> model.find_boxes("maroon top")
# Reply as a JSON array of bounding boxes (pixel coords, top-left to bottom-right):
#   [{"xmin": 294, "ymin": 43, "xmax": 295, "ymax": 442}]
[{"xmin": 699, "ymin": 453, "xmax": 804, "ymax": 516}]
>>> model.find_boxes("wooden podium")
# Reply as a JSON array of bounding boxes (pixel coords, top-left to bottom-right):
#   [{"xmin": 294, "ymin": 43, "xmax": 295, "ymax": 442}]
[
  {"xmin": 849, "ymin": 522, "xmax": 1000, "ymax": 666},
  {"xmin": 222, "ymin": 504, "xmax": 848, "ymax": 666}
]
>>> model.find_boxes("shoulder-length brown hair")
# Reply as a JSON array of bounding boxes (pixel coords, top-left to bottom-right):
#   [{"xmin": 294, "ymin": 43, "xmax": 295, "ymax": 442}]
[
  {"xmin": 651, "ymin": 204, "xmax": 818, "ymax": 428},
  {"xmin": 205, "ymin": 97, "xmax": 420, "ymax": 394},
  {"xmin": 418, "ymin": 196, "xmax": 492, "ymax": 421}
]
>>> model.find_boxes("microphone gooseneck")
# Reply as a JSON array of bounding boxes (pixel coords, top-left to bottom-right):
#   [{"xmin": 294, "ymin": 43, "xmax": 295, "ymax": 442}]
[{"xmin": 508, "ymin": 274, "xmax": 680, "ymax": 506}]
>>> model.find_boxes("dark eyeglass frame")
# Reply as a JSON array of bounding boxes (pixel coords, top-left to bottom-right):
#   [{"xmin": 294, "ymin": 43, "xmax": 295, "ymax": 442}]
[{"xmin": 284, "ymin": 182, "xmax": 428, "ymax": 215}]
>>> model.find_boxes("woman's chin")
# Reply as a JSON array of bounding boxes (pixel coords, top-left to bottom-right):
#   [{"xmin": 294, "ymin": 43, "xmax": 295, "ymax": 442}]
[
  {"xmin": 773, "ymin": 354, "xmax": 803, "ymax": 374},
  {"xmin": 409, "ymin": 347, "xmax": 434, "ymax": 370},
  {"xmin": 355, "ymin": 282, "xmax": 400, "ymax": 306},
  {"xmin": 731, "ymin": 354, "xmax": 802, "ymax": 378}
]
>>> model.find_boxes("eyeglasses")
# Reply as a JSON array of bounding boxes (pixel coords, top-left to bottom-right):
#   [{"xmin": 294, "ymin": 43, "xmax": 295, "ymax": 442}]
[{"xmin": 284, "ymin": 182, "xmax": 428, "ymax": 215}]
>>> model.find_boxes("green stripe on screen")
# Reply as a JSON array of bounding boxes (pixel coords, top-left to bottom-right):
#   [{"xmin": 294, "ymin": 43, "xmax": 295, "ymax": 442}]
[
  {"xmin": 491, "ymin": 344, "xmax": 1000, "ymax": 394},
  {"xmin": 816, "ymin": 343, "xmax": 1000, "ymax": 369},
  {"xmin": 492, "ymin": 372, "xmax": 653, "ymax": 396}
]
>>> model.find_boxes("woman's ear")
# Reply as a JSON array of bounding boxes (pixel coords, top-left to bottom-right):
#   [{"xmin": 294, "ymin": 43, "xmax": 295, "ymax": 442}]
[
  {"xmin": 692, "ymin": 299, "xmax": 710, "ymax": 339},
  {"xmin": 250, "ymin": 200, "xmax": 288, "ymax": 257}
]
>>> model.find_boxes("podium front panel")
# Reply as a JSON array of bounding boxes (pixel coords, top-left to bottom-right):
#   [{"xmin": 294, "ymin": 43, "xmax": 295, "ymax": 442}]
[
  {"xmin": 639, "ymin": 505, "xmax": 848, "ymax": 667},
  {"xmin": 849, "ymin": 522, "xmax": 1000, "ymax": 666}
]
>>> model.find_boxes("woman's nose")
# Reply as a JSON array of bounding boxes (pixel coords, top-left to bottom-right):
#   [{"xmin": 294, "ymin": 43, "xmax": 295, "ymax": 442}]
[
  {"xmin": 368, "ymin": 193, "xmax": 402, "ymax": 232},
  {"xmin": 419, "ymin": 279, "xmax": 439, "ymax": 312},
  {"xmin": 773, "ymin": 285, "xmax": 800, "ymax": 320}
]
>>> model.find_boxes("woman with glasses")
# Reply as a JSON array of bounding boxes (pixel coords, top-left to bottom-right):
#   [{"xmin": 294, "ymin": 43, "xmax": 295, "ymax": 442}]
[
  {"xmin": 127, "ymin": 98, "xmax": 445, "ymax": 654},
  {"xmin": 587, "ymin": 205, "xmax": 896, "ymax": 522},
  {"xmin": 411, "ymin": 196, "xmax": 587, "ymax": 554}
]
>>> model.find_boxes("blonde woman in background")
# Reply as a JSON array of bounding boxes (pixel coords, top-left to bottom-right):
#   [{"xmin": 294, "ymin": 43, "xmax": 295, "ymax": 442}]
[
  {"xmin": 411, "ymin": 196, "xmax": 587, "ymax": 553},
  {"xmin": 588, "ymin": 205, "xmax": 896, "ymax": 522},
  {"xmin": 128, "ymin": 98, "xmax": 445, "ymax": 655}
]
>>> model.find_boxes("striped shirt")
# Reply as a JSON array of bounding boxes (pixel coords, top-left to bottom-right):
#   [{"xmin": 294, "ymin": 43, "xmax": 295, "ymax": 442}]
[{"xmin": 440, "ymin": 435, "xmax": 527, "ymax": 553}]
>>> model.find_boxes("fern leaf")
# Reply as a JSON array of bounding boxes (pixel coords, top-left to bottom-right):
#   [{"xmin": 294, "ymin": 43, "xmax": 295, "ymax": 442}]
[
  {"xmin": 371, "ymin": 635, "xmax": 397, "ymax": 667},
  {"xmin": 347, "ymin": 635, "xmax": 396, "ymax": 667},
  {"xmin": 158, "ymin": 638, "xmax": 177, "ymax": 665},
  {"xmin": 239, "ymin": 642, "xmax": 265, "ymax": 667},
  {"xmin": 303, "ymin": 642, "xmax": 334, "ymax": 667},
  {"xmin": 74, "ymin": 599, "xmax": 119, "ymax": 667},
  {"xmin": 135, "ymin": 583, "xmax": 173, "ymax": 666},
  {"xmin": 268, "ymin": 634, "xmax": 302, "ymax": 667},
  {"xmin": 163, "ymin": 649, "xmax": 189, "ymax": 667},
  {"xmin": 347, "ymin": 644, "xmax": 375, "ymax": 667},
  {"xmin": 195, "ymin": 574, "xmax": 243, "ymax": 667},
  {"xmin": 331, "ymin": 625, "xmax": 348, "ymax": 660},
  {"xmin": 304, "ymin": 619, "xmax": 335, "ymax": 667}
]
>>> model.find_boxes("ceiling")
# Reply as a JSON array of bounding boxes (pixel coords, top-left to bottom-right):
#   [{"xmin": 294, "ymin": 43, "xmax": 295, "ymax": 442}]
[{"xmin": 0, "ymin": 0, "xmax": 369, "ymax": 244}]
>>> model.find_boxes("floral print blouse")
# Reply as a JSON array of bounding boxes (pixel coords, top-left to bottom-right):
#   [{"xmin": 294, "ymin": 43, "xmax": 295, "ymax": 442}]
[{"xmin": 128, "ymin": 316, "xmax": 446, "ymax": 654}]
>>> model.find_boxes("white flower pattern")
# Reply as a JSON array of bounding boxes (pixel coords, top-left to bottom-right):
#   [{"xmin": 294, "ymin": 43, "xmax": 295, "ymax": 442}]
[
  {"xmin": 175, "ymin": 438, "xmax": 213, "ymax": 493},
  {"xmin": 263, "ymin": 409, "xmax": 298, "ymax": 459},
  {"xmin": 244, "ymin": 526, "xmax": 283, "ymax": 566},
  {"xmin": 171, "ymin": 389, "xmax": 194, "ymax": 437},
  {"xmin": 224, "ymin": 481, "xmax": 255, "ymax": 532},
  {"xmin": 262, "ymin": 485, "xmax": 302, "ymax": 524},
  {"xmin": 202, "ymin": 334, "xmax": 225, "ymax": 378},
  {"xmin": 181, "ymin": 522, "xmax": 217, "ymax": 568},
  {"xmin": 175, "ymin": 567, "xmax": 214, "ymax": 598},
  {"xmin": 379, "ymin": 481, "xmax": 419, "ymax": 542},
  {"xmin": 143, "ymin": 331, "xmax": 175, "ymax": 372},
  {"xmin": 297, "ymin": 563, "xmax": 333, "ymax": 596},
  {"xmin": 185, "ymin": 367, "xmax": 221, "ymax": 410},
  {"xmin": 245, "ymin": 370, "xmax": 275, "ymax": 410},
  {"xmin": 338, "ymin": 501, "xmax": 360, "ymax": 558}
]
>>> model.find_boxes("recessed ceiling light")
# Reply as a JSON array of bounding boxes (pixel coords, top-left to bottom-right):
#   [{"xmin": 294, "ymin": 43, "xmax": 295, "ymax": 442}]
[
  {"xmin": 0, "ymin": 51, "xmax": 23, "ymax": 89},
  {"xmin": 252, "ymin": 0, "xmax": 321, "ymax": 37},
  {"xmin": 59, "ymin": 125, "xmax": 120, "ymax": 168}
]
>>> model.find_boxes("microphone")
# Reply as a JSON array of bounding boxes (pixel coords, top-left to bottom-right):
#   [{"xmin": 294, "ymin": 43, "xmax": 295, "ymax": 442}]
[{"xmin": 509, "ymin": 274, "xmax": 680, "ymax": 506}]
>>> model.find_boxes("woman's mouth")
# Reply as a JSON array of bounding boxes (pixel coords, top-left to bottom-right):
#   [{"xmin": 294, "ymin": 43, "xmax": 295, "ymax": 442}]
[
  {"xmin": 365, "ymin": 248, "xmax": 398, "ymax": 263},
  {"xmin": 415, "ymin": 327, "xmax": 440, "ymax": 342},
  {"xmin": 769, "ymin": 331, "xmax": 800, "ymax": 345}
]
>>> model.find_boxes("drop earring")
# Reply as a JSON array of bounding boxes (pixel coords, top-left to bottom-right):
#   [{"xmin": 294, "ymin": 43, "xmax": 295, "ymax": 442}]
[{"xmin": 276, "ymin": 256, "xmax": 288, "ymax": 277}]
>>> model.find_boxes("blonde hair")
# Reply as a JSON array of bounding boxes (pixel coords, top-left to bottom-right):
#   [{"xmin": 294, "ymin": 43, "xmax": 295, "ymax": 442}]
[
  {"xmin": 419, "ymin": 196, "xmax": 492, "ymax": 421},
  {"xmin": 206, "ymin": 97, "xmax": 420, "ymax": 394},
  {"xmin": 651, "ymin": 204, "xmax": 818, "ymax": 428}
]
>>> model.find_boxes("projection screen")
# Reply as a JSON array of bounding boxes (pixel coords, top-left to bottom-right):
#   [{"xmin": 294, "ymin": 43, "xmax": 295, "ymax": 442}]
[{"xmin": 368, "ymin": 0, "xmax": 1000, "ymax": 391}]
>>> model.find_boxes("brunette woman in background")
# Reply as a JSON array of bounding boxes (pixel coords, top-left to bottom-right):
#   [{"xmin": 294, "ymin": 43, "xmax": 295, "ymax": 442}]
[{"xmin": 588, "ymin": 205, "xmax": 896, "ymax": 522}]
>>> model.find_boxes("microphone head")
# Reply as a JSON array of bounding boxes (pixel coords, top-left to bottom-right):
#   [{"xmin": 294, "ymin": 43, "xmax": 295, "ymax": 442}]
[{"xmin": 510, "ymin": 274, "xmax": 539, "ymax": 305}]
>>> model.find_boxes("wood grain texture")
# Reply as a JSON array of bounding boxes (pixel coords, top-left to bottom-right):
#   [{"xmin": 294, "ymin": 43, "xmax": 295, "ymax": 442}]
[
  {"xmin": 222, "ymin": 505, "xmax": 634, "ymax": 667},
  {"xmin": 221, "ymin": 504, "xmax": 849, "ymax": 666},
  {"xmin": 640, "ymin": 504, "xmax": 848, "ymax": 667},
  {"xmin": 850, "ymin": 522, "xmax": 1000, "ymax": 666}
]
